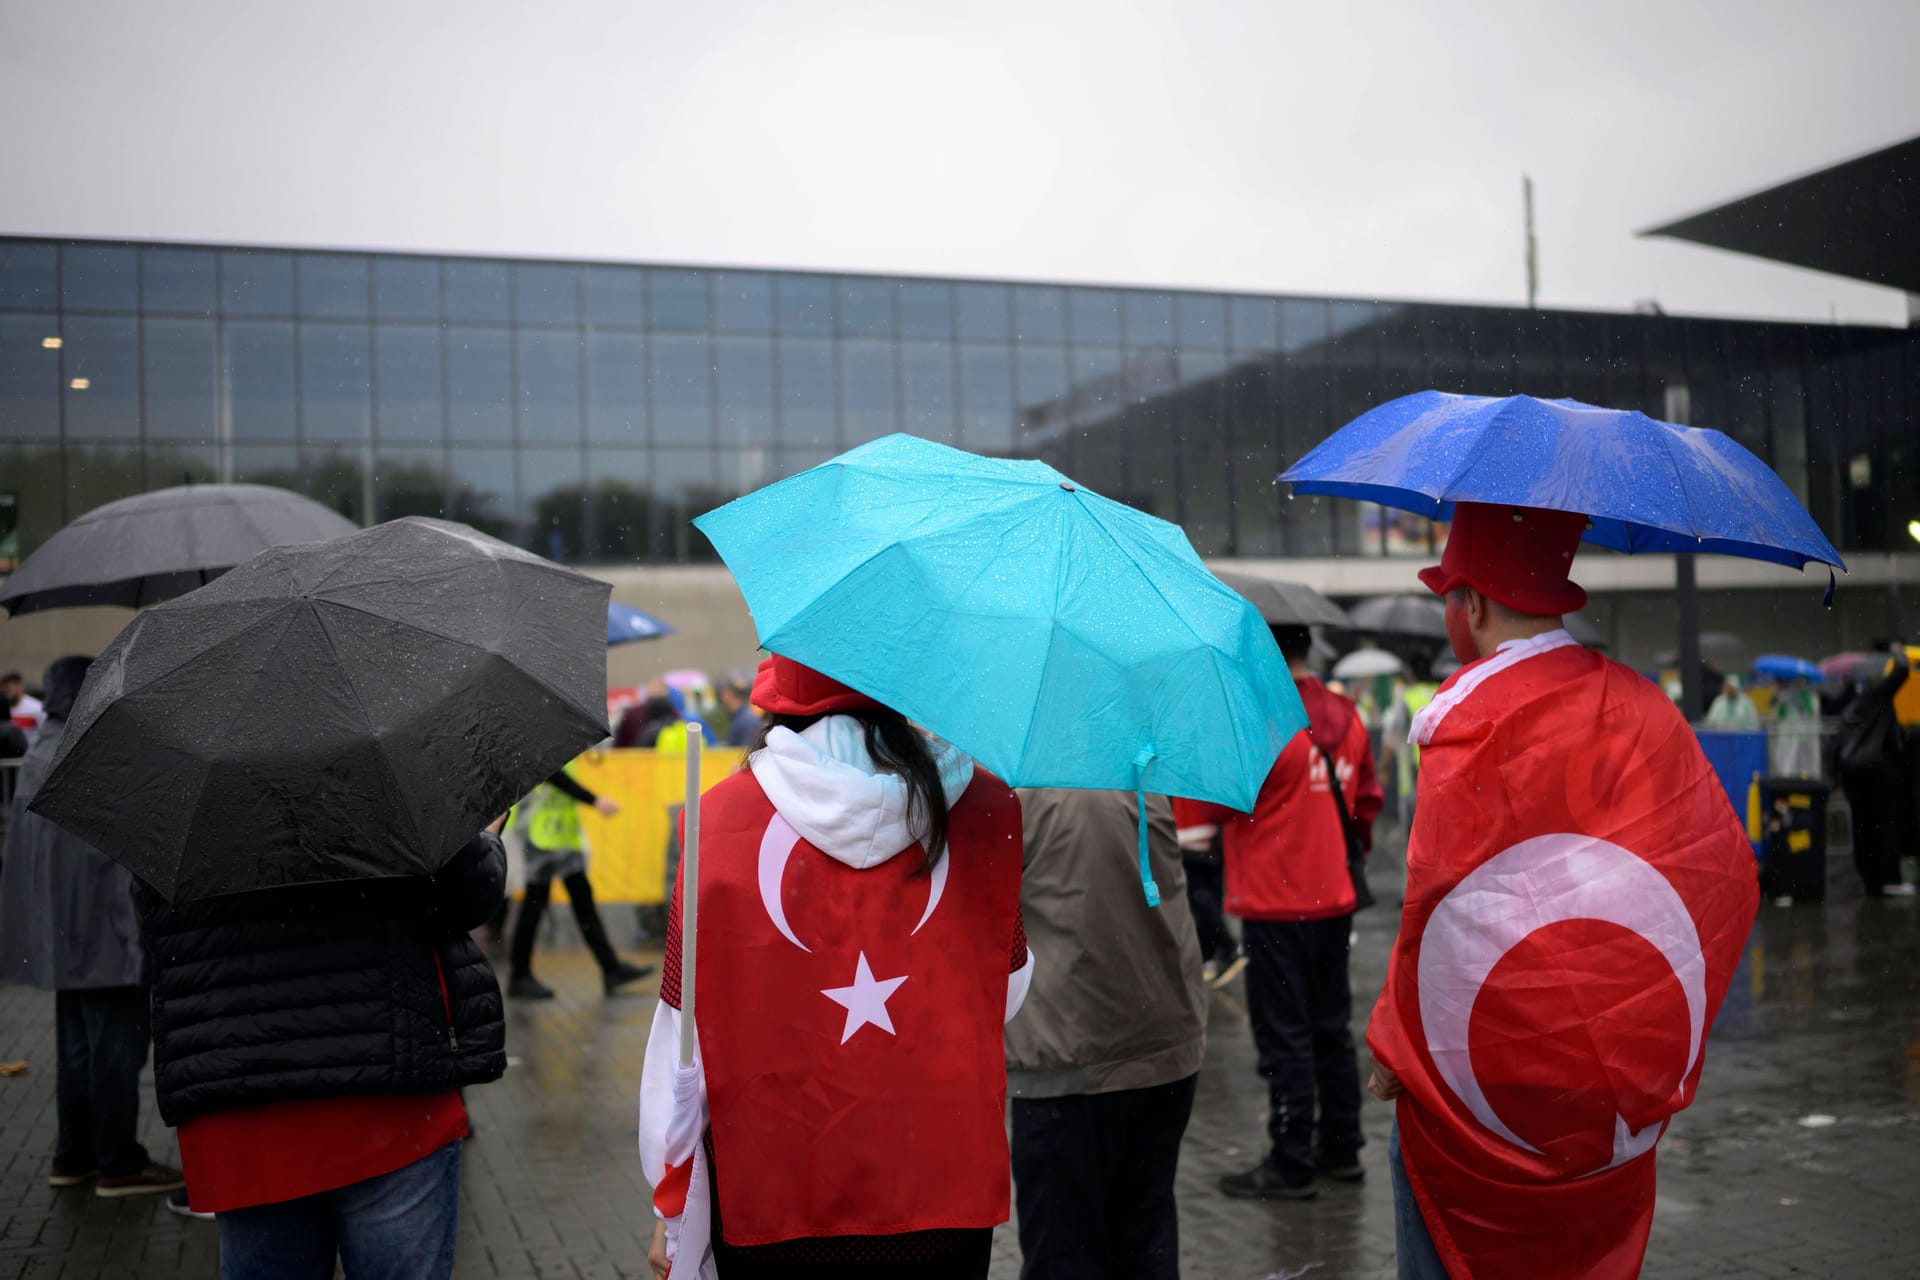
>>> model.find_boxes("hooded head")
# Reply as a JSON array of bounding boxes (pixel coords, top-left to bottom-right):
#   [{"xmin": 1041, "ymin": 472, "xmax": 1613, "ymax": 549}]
[
  {"xmin": 39, "ymin": 655, "xmax": 94, "ymax": 722},
  {"xmin": 751, "ymin": 653, "xmax": 883, "ymax": 717}
]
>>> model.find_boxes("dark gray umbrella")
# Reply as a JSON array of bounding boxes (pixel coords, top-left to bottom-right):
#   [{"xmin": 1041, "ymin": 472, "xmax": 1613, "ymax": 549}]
[
  {"xmin": 1654, "ymin": 632, "xmax": 1746, "ymax": 669},
  {"xmin": 0, "ymin": 484, "xmax": 356, "ymax": 617},
  {"xmin": 1344, "ymin": 594, "xmax": 1448, "ymax": 639},
  {"xmin": 29, "ymin": 517, "xmax": 610, "ymax": 902},
  {"xmin": 1212, "ymin": 569, "xmax": 1350, "ymax": 627}
]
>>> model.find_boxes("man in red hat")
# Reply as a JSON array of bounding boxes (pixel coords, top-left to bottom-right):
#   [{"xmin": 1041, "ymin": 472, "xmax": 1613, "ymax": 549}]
[{"xmin": 1366, "ymin": 501, "xmax": 1758, "ymax": 1280}]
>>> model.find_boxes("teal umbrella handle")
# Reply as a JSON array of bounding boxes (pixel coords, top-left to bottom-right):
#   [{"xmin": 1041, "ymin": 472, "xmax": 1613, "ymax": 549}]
[{"xmin": 1133, "ymin": 747, "xmax": 1162, "ymax": 908}]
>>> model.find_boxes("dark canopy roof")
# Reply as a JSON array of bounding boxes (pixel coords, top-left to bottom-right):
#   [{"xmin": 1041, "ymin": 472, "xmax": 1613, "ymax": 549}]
[{"xmin": 1640, "ymin": 136, "xmax": 1920, "ymax": 294}]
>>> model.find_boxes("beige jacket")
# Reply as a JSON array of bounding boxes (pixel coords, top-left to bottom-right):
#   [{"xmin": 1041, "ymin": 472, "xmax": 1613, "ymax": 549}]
[{"xmin": 1004, "ymin": 788, "xmax": 1207, "ymax": 1098}]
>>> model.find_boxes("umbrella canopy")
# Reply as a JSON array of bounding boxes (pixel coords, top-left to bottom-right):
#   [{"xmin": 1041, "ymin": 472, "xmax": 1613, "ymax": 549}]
[
  {"xmin": 1818, "ymin": 651, "xmax": 1872, "ymax": 680},
  {"xmin": 1344, "ymin": 594, "xmax": 1447, "ymax": 640},
  {"xmin": 1751, "ymin": 654, "xmax": 1823, "ymax": 682},
  {"xmin": 693, "ymin": 434, "xmax": 1305, "ymax": 817},
  {"xmin": 1281, "ymin": 392, "xmax": 1845, "ymax": 574},
  {"xmin": 1654, "ymin": 632, "xmax": 1747, "ymax": 669},
  {"xmin": 608, "ymin": 602, "xmax": 674, "ymax": 645},
  {"xmin": 29, "ymin": 518, "xmax": 610, "ymax": 902},
  {"xmin": 1333, "ymin": 648, "xmax": 1405, "ymax": 679},
  {"xmin": 1212, "ymin": 569, "xmax": 1349, "ymax": 628},
  {"xmin": 0, "ymin": 484, "xmax": 356, "ymax": 617}
]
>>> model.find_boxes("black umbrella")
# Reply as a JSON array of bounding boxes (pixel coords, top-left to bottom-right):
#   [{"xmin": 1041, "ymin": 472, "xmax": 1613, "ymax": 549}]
[
  {"xmin": 29, "ymin": 517, "xmax": 610, "ymax": 902},
  {"xmin": 1344, "ymin": 594, "xmax": 1449, "ymax": 640},
  {"xmin": 0, "ymin": 483, "xmax": 356, "ymax": 617},
  {"xmin": 1654, "ymin": 632, "xmax": 1746, "ymax": 669},
  {"xmin": 1212, "ymin": 569, "xmax": 1350, "ymax": 627}
]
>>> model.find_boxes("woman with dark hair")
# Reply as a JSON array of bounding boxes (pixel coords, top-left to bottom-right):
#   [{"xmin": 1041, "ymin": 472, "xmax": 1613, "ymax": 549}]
[{"xmin": 640, "ymin": 653, "xmax": 1033, "ymax": 1280}]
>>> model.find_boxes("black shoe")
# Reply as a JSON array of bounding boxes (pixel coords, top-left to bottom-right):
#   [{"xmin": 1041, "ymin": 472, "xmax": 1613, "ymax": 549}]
[
  {"xmin": 1316, "ymin": 1150, "xmax": 1365, "ymax": 1182},
  {"xmin": 1220, "ymin": 1161, "xmax": 1317, "ymax": 1200},
  {"xmin": 603, "ymin": 961, "xmax": 656, "ymax": 995},
  {"xmin": 48, "ymin": 1164, "xmax": 97, "ymax": 1188},
  {"xmin": 507, "ymin": 974, "xmax": 555, "ymax": 1000}
]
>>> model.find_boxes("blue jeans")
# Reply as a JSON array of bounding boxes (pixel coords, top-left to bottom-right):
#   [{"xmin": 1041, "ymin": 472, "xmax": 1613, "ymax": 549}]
[
  {"xmin": 217, "ymin": 1140, "xmax": 462, "ymax": 1280},
  {"xmin": 1388, "ymin": 1123, "xmax": 1450, "ymax": 1280}
]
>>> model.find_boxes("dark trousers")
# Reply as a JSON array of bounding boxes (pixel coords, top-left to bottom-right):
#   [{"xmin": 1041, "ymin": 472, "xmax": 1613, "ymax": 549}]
[
  {"xmin": 1010, "ymin": 1075, "xmax": 1197, "ymax": 1280},
  {"xmin": 1242, "ymin": 916, "xmax": 1362, "ymax": 1182},
  {"xmin": 510, "ymin": 870, "xmax": 622, "ymax": 978},
  {"xmin": 1182, "ymin": 858, "xmax": 1233, "ymax": 966},
  {"xmin": 1845, "ymin": 763, "xmax": 1909, "ymax": 894},
  {"xmin": 53, "ymin": 986, "xmax": 152, "ymax": 1177}
]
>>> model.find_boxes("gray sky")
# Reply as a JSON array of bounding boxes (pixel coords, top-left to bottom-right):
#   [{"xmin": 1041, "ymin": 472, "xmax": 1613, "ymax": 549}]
[{"xmin": 4, "ymin": 0, "xmax": 1916, "ymax": 325}]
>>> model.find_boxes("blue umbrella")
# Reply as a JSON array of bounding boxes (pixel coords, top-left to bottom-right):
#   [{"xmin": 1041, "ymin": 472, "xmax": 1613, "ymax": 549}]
[
  {"xmin": 607, "ymin": 602, "xmax": 674, "ymax": 646},
  {"xmin": 694, "ymin": 433, "xmax": 1307, "ymax": 904},
  {"xmin": 1281, "ymin": 392, "xmax": 1845, "ymax": 582},
  {"xmin": 1751, "ymin": 654, "xmax": 1822, "ymax": 682}
]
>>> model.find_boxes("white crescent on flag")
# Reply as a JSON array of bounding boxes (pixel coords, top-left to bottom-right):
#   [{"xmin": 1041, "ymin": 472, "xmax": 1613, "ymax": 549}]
[{"xmin": 757, "ymin": 813, "xmax": 952, "ymax": 953}]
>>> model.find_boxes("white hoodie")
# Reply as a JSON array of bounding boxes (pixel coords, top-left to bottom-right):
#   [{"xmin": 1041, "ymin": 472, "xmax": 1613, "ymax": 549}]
[{"xmin": 637, "ymin": 717, "xmax": 1035, "ymax": 1227}]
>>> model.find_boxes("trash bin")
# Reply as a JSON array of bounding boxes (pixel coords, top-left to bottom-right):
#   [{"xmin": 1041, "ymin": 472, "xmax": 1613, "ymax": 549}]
[{"xmin": 1756, "ymin": 776, "xmax": 1831, "ymax": 903}]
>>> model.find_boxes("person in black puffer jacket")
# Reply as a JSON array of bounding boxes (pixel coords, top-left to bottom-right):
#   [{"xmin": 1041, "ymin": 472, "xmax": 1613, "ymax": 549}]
[{"xmin": 138, "ymin": 825, "xmax": 508, "ymax": 1280}]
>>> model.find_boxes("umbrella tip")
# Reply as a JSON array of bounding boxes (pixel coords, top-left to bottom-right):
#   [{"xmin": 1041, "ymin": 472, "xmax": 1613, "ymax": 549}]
[{"xmin": 1059, "ymin": 482, "xmax": 1076, "ymax": 492}]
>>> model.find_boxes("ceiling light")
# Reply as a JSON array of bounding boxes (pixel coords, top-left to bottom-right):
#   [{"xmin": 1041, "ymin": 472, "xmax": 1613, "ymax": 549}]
[
  {"xmin": 69, "ymin": 377, "xmax": 90, "ymax": 390},
  {"xmin": 41, "ymin": 336, "xmax": 62, "ymax": 349}
]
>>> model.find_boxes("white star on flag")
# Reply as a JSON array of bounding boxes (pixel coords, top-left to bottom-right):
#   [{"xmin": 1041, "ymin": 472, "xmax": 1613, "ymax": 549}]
[{"xmin": 821, "ymin": 952, "xmax": 909, "ymax": 1044}]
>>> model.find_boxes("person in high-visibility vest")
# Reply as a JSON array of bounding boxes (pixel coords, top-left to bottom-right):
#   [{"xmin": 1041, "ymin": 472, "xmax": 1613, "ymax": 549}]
[{"xmin": 507, "ymin": 767, "xmax": 654, "ymax": 1000}]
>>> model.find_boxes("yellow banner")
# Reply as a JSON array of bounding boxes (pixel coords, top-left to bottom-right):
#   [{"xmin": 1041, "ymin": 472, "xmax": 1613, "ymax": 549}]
[{"xmin": 551, "ymin": 746, "xmax": 747, "ymax": 905}]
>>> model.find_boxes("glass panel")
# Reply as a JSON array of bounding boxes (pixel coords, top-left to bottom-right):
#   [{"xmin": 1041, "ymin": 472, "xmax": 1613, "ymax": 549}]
[
  {"xmin": 1011, "ymin": 286, "xmax": 1065, "ymax": 343},
  {"xmin": 650, "ymin": 331, "xmax": 713, "ymax": 445},
  {"xmin": 778, "ymin": 335, "xmax": 836, "ymax": 448},
  {"xmin": 1014, "ymin": 345, "xmax": 1068, "ymax": 445},
  {"xmin": 143, "ymin": 318, "xmax": 217, "ymax": 442},
  {"xmin": 61, "ymin": 245, "xmax": 138, "ymax": 313},
  {"xmin": 0, "ymin": 243, "xmax": 58, "ymax": 311},
  {"xmin": 374, "ymin": 258, "xmax": 440, "ymax": 321},
  {"xmin": 901, "ymin": 340, "xmax": 956, "ymax": 443},
  {"xmin": 1124, "ymin": 292, "xmax": 1173, "ymax": 346},
  {"xmin": 1177, "ymin": 293, "xmax": 1227, "ymax": 349},
  {"xmin": 520, "ymin": 447, "xmax": 587, "ymax": 559},
  {"xmin": 146, "ymin": 441, "xmax": 221, "ymax": 486},
  {"xmin": 652, "ymin": 447, "xmax": 718, "ymax": 562},
  {"xmin": 715, "ymin": 446, "xmax": 774, "ymax": 495},
  {"xmin": 300, "ymin": 323, "xmax": 372, "ymax": 443},
  {"xmin": 0, "ymin": 314, "xmax": 61, "ymax": 439},
  {"xmin": 1229, "ymin": 296, "xmax": 1278, "ymax": 353},
  {"xmin": 715, "ymin": 271, "xmax": 773, "ymax": 332},
  {"xmin": 586, "ymin": 448, "xmax": 651, "ymax": 560},
  {"xmin": 301, "ymin": 447, "xmax": 373, "ymax": 525},
  {"xmin": 587, "ymin": 331, "xmax": 646, "ymax": 445},
  {"xmin": 1280, "ymin": 299, "xmax": 1329, "ymax": 355},
  {"xmin": 955, "ymin": 283, "xmax": 1010, "ymax": 341},
  {"xmin": 516, "ymin": 329, "xmax": 583, "ymax": 444},
  {"xmin": 444, "ymin": 261, "xmax": 509, "ymax": 324},
  {"xmin": 224, "ymin": 321, "xmax": 298, "ymax": 441},
  {"xmin": 1068, "ymin": 345, "xmax": 1125, "ymax": 425},
  {"xmin": 298, "ymin": 255, "xmax": 371, "ymax": 320},
  {"xmin": 959, "ymin": 343, "xmax": 1014, "ymax": 452},
  {"xmin": 512, "ymin": 263, "xmax": 579, "ymax": 327},
  {"xmin": 584, "ymin": 266, "xmax": 647, "ymax": 326},
  {"xmin": 1068, "ymin": 289, "xmax": 1122, "ymax": 345},
  {"xmin": 373, "ymin": 326, "xmax": 443, "ymax": 443},
  {"xmin": 373, "ymin": 448, "xmax": 447, "ymax": 521},
  {"xmin": 63, "ymin": 444, "xmax": 152, "ymax": 518},
  {"xmin": 445, "ymin": 327, "xmax": 513, "ymax": 442},
  {"xmin": 142, "ymin": 248, "xmax": 218, "ymax": 315},
  {"xmin": 229, "ymin": 443, "xmax": 301, "ymax": 489},
  {"xmin": 63, "ymin": 316, "xmax": 140, "ymax": 439},
  {"xmin": 837, "ymin": 278, "xmax": 895, "ymax": 337},
  {"xmin": 898, "ymin": 281, "xmax": 953, "ymax": 340},
  {"xmin": 221, "ymin": 251, "xmax": 295, "ymax": 317},
  {"xmin": 1770, "ymin": 361, "xmax": 1810, "ymax": 506},
  {"xmin": 841, "ymin": 338, "xmax": 897, "ymax": 443},
  {"xmin": 715, "ymin": 335, "xmax": 774, "ymax": 447},
  {"xmin": 447, "ymin": 446, "xmax": 515, "ymax": 539},
  {"xmin": 649, "ymin": 269, "xmax": 711, "ymax": 330},
  {"xmin": 776, "ymin": 276, "xmax": 834, "ymax": 334},
  {"xmin": 776, "ymin": 446, "xmax": 835, "ymax": 479},
  {"xmin": 0, "ymin": 442, "xmax": 66, "ymax": 562}
]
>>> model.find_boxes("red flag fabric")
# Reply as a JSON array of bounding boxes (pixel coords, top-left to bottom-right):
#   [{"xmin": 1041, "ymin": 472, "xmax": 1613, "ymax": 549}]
[
  {"xmin": 1368, "ymin": 632, "xmax": 1759, "ymax": 1280},
  {"xmin": 688, "ymin": 767, "xmax": 1024, "ymax": 1245}
]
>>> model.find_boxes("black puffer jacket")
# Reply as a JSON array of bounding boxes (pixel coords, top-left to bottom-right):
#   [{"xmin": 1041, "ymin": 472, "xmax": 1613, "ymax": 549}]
[{"xmin": 139, "ymin": 833, "xmax": 508, "ymax": 1126}]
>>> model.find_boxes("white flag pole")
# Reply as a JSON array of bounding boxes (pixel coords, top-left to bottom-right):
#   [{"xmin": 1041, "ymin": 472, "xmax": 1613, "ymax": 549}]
[{"xmin": 678, "ymin": 725, "xmax": 703, "ymax": 1069}]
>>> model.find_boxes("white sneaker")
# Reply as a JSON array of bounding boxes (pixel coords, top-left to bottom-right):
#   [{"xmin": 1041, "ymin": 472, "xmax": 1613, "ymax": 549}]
[{"xmin": 1884, "ymin": 884, "xmax": 1915, "ymax": 897}]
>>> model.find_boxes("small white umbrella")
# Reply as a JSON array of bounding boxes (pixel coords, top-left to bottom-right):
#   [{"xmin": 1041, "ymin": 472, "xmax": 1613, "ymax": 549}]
[{"xmin": 1333, "ymin": 647, "xmax": 1406, "ymax": 680}]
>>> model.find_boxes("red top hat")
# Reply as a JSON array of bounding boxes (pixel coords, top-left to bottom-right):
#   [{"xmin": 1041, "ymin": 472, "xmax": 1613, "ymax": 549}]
[
  {"xmin": 1417, "ymin": 501, "xmax": 1589, "ymax": 616},
  {"xmin": 751, "ymin": 653, "xmax": 884, "ymax": 717}
]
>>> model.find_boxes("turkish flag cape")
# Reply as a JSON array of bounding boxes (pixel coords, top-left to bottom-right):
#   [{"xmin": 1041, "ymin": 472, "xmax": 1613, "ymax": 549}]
[{"xmin": 1368, "ymin": 634, "xmax": 1758, "ymax": 1280}]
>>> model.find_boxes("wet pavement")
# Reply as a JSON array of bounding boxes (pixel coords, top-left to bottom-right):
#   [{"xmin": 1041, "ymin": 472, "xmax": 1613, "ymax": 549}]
[{"xmin": 3, "ymin": 835, "xmax": 1919, "ymax": 1279}]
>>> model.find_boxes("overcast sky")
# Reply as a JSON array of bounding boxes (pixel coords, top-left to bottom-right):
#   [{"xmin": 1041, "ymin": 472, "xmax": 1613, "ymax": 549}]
[{"xmin": 4, "ymin": 0, "xmax": 1916, "ymax": 325}]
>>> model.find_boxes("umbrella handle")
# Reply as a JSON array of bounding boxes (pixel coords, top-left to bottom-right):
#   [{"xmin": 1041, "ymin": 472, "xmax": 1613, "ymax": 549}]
[
  {"xmin": 678, "ymin": 726, "xmax": 703, "ymax": 1069},
  {"xmin": 1132, "ymin": 748, "xmax": 1162, "ymax": 908}
]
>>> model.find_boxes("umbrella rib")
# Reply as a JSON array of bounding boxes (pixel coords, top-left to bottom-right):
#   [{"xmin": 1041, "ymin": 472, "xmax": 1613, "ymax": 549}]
[{"xmin": 309, "ymin": 601, "xmax": 429, "ymax": 859}]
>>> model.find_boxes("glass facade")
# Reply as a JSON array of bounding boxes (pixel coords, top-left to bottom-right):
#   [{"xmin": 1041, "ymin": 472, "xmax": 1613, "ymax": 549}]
[{"xmin": 1, "ymin": 235, "xmax": 1915, "ymax": 567}]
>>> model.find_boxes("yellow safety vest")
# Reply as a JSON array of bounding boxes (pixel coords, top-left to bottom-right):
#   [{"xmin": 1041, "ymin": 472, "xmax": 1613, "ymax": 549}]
[{"xmin": 526, "ymin": 776, "xmax": 586, "ymax": 852}]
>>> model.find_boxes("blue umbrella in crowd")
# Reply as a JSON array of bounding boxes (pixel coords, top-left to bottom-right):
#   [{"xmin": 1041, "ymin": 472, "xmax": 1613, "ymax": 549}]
[
  {"xmin": 1751, "ymin": 654, "xmax": 1823, "ymax": 682},
  {"xmin": 695, "ymin": 433, "xmax": 1307, "ymax": 904},
  {"xmin": 1282, "ymin": 392, "xmax": 1846, "ymax": 585},
  {"xmin": 607, "ymin": 602, "xmax": 674, "ymax": 646}
]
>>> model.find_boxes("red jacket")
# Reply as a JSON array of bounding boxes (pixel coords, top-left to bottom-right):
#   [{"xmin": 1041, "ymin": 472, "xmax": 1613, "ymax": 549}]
[{"xmin": 1177, "ymin": 677, "xmax": 1382, "ymax": 922}]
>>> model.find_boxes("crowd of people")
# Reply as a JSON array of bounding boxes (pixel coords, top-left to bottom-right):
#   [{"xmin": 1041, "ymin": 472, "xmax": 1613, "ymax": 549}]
[{"xmin": 0, "ymin": 506, "xmax": 1913, "ymax": 1280}]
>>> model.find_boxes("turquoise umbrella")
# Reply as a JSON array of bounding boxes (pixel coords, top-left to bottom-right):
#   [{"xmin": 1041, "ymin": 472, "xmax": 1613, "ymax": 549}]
[{"xmin": 693, "ymin": 434, "xmax": 1306, "ymax": 904}]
